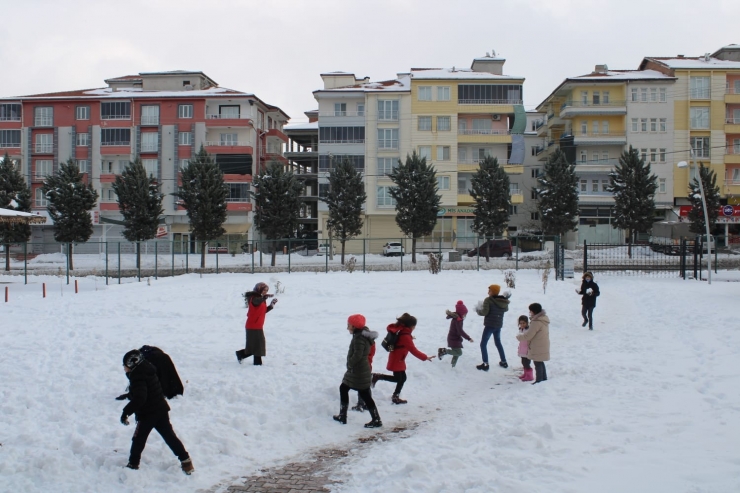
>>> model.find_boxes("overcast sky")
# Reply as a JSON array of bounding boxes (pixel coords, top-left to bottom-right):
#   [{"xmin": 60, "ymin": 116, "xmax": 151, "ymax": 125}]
[{"xmin": 2, "ymin": 0, "xmax": 738, "ymax": 122}]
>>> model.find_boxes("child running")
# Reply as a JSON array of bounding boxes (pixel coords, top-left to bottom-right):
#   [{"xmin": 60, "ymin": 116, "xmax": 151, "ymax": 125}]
[
  {"xmin": 516, "ymin": 315, "xmax": 533, "ymax": 382},
  {"xmin": 438, "ymin": 300, "xmax": 474, "ymax": 368}
]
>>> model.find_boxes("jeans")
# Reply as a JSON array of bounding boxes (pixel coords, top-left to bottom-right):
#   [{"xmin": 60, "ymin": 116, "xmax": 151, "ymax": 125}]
[
  {"xmin": 128, "ymin": 412, "xmax": 189, "ymax": 466},
  {"xmin": 446, "ymin": 348, "xmax": 463, "ymax": 367},
  {"xmin": 534, "ymin": 361, "xmax": 548, "ymax": 382},
  {"xmin": 581, "ymin": 306, "xmax": 595, "ymax": 328},
  {"xmin": 339, "ymin": 383, "xmax": 378, "ymax": 413},
  {"xmin": 480, "ymin": 326, "xmax": 506, "ymax": 364}
]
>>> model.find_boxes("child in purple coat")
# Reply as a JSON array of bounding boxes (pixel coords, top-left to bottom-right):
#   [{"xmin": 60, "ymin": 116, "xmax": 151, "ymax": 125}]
[{"xmin": 438, "ymin": 301, "xmax": 474, "ymax": 368}]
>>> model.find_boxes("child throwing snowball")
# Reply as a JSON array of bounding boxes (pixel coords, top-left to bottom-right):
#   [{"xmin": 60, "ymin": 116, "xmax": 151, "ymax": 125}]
[{"xmin": 438, "ymin": 300, "xmax": 474, "ymax": 368}]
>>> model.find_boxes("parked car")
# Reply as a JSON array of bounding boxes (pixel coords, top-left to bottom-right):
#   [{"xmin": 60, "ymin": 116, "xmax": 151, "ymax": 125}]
[
  {"xmin": 382, "ymin": 242, "xmax": 405, "ymax": 257},
  {"xmin": 467, "ymin": 239, "xmax": 513, "ymax": 258},
  {"xmin": 316, "ymin": 243, "xmax": 334, "ymax": 256}
]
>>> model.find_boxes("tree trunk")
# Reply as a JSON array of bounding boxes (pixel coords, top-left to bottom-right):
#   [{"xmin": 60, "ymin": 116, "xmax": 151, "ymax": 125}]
[
  {"xmin": 340, "ymin": 240, "xmax": 346, "ymax": 265},
  {"xmin": 68, "ymin": 243, "xmax": 74, "ymax": 271},
  {"xmin": 627, "ymin": 230, "xmax": 633, "ymax": 259},
  {"xmin": 411, "ymin": 237, "xmax": 417, "ymax": 264},
  {"xmin": 200, "ymin": 241, "xmax": 207, "ymax": 268},
  {"xmin": 136, "ymin": 242, "xmax": 141, "ymax": 269},
  {"xmin": 485, "ymin": 236, "xmax": 491, "ymax": 263},
  {"xmin": 4, "ymin": 245, "xmax": 9, "ymax": 272}
]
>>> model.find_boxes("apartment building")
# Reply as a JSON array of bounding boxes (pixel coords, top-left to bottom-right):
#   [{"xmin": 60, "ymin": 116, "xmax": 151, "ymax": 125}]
[
  {"xmin": 284, "ymin": 110, "xmax": 319, "ymax": 237},
  {"xmin": 536, "ymin": 66, "xmax": 676, "ymax": 244},
  {"xmin": 0, "ymin": 70, "xmax": 289, "ymax": 252}
]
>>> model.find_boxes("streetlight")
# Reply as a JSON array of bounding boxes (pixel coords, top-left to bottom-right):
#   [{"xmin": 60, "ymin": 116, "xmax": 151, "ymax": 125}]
[{"xmin": 677, "ymin": 151, "xmax": 711, "ymax": 284}]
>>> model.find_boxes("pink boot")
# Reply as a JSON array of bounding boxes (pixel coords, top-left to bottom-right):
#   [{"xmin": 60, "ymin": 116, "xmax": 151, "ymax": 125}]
[{"xmin": 520, "ymin": 368, "xmax": 534, "ymax": 382}]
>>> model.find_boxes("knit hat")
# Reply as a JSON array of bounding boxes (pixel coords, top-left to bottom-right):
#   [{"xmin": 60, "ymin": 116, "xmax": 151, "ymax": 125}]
[
  {"xmin": 455, "ymin": 300, "xmax": 468, "ymax": 317},
  {"xmin": 122, "ymin": 349, "xmax": 143, "ymax": 369},
  {"xmin": 347, "ymin": 314, "xmax": 366, "ymax": 329},
  {"xmin": 488, "ymin": 284, "xmax": 501, "ymax": 296},
  {"xmin": 582, "ymin": 272, "xmax": 594, "ymax": 280},
  {"xmin": 253, "ymin": 282, "xmax": 268, "ymax": 293}
]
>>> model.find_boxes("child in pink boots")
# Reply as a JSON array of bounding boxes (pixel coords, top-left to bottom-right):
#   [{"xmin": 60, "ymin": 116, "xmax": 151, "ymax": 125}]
[{"xmin": 516, "ymin": 315, "xmax": 534, "ymax": 382}]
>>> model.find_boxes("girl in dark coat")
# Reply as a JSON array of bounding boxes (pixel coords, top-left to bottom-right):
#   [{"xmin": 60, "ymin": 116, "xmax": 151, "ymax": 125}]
[
  {"xmin": 576, "ymin": 272, "xmax": 600, "ymax": 330},
  {"xmin": 236, "ymin": 282, "xmax": 278, "ymax": 365},
  {"xmin": 438, "ymin": 300, "xmax": 474, "ymax": 368},
  {"xmin": 371, "ymin": 313, "xmax": 435, "ymax": 404},
  {"xmin": 333, "ymin": 314, "xmax": 383, "ymax": 428}
]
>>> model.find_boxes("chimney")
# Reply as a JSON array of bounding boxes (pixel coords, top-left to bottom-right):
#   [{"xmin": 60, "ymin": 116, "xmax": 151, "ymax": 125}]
[{"xmin": 594, "ymin": 64, "xmax": 608, "ymax": 74}]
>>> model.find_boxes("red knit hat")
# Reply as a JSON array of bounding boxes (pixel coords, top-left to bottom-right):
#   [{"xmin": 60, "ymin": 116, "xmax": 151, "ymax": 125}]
[
  {"xmin": 455, "ymin": 300, "xmax": 468, "ymax": 317},
  {"xmin": 347, "ymin": 314, "xmax": 366, "ymax": 329}
]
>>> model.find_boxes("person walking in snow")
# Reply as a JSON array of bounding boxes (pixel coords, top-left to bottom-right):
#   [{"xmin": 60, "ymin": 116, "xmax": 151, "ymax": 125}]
[
  {"xmin": 236, "ymin": 282, "xmax": 278, "ymax": 365},
  {"xmin": 118, "ymin": 349, "xmax": 194, "ymax": 474},
  {"xmin": 576, "ymin": 271, "xmax": 600, "ymax": 330},
  {"xmin": 333, "ymin": 314, "xmax": 383, "ymax": 428},
  {"xmin": 372, "ymin": 313, "xmax": 435, "ymax": 404},
  {"xmin": 516, "ymin": 315, "xmax": 534, "ymax": 382},
  {"xmin": 351, "ymin": 319, "xmax": 377, "ymax": 413},
  {"xmin": 438, "ymin": 300, "xmax": 474, "ymax": 368},
  {"xmin": 475, "ymin": 284, "xmax": 511, "ymax": 371},
  {"xmin": 516, "ymin": 303, "xmax": 550, "ymax": 384}
]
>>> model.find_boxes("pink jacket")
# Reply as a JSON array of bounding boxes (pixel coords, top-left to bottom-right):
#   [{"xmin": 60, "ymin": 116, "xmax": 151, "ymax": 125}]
[{"xmin": 517, "ymin": 327, "xmax": 529, "ymax": 357}]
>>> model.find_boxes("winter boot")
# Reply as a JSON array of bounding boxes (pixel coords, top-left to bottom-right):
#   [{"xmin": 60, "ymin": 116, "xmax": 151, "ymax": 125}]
[
  {"xmin": 235, "ymin": 350, "xmax": 244, "ymax": 364},
  {"xmin": 180, "ymin": 458, "xmax": 194, "ymax": 475},
  {"xmin": 351, "ymin": 397, "xmax": 367, "ymax": 412},
  {"xmin": 582, "ymin": 319, "xmax": 588, "ymax": 327},
  {"xmin": 499, "ymin": 361, "xmax": 509, "ymax": 369},
  {"xmin": 333, "ymin": 404, "xmax": 348, "ymax": 424},
  {"xmin": 391, "ymin": 394, "xmax": 407, "ymax": 405},
  {"xmin": 125, "ymin": 463, "xmax": 139, "ymax": 470},
  {"xmin": 438, "ymin": 348, "xmax": 447, "ymax": 361},
  {"xmin": 371, "ymin": 373, "xmax": 381, "ymax": 388},
  {"xmin": 476, "ymin": 363, "xmax": 490, "ymax": 371},
  {"xmin": 520, "ymin": 368, "xmax": 534, "ymax": 381},
  {"xmin": 364, "ymin": 407, "xmax": 383, "ymax": 428}
]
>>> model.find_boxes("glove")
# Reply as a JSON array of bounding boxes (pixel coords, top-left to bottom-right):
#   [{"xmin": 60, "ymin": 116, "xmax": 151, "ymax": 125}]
[
  {"xmin": 115, "ymin": 393, "xmax": 129, "ymax": 401},
  {"xmin": 120, "ymin": 413, "xmax": 130, "ymax": 426},
  {"xmin": 575, "ymin": 288, "xmax": 580, "ymax": 294},
  {"xmin": 270, "ymin": 298, "xmax": 278, "ymax": 306}
]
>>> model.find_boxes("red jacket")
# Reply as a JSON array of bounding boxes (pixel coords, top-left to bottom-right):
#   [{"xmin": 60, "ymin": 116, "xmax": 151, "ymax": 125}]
[
  {"xmin": 368, "ymin": 342, "xmax": 376, "ymax": 369},
  {"xmin": 386, "ymin": 323, "xmax": 429, "ymax": 371},
  {"xmin": 245, "ymin": 295, "xmax": 273, "ymax": 330}
]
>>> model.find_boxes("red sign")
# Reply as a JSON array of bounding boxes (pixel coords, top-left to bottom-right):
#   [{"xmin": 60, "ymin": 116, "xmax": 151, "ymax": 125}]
[
  {"xmin": 155, "ymin": 226, "xmax": 168, "ymax": 238},
  {"xmin": 679, "ymin": 205, "xmax": 740, "ymax": 217}
]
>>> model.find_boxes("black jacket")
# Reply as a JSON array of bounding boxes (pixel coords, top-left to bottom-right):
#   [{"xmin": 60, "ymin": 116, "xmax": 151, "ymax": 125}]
[
  {"xmin": 122, "ymin": 360, "xmax": 170, "ymax": 421},
  {"xmin": 577, "ymin": 280, "xmax": 600, "ymax": 308}
]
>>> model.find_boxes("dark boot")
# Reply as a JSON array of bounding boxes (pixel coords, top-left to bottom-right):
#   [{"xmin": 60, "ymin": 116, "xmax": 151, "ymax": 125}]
[
  {"xmin": 437, "ymin": 348, "xmax": 447, "ymax": 361},
  {"xmin": 235, "ymin": 350, "xmax": 245, "ymax": 364},
  {"xmin": 499, "ymin": 361, "xmax": 508, "ymax": 369},
  {"xmin": 364, "ymin": 407, "xmax": 383, "ymax": 428},
  {"xmin": 371, "ymin": 373, "xmax": 381, "ymax": 388},
  {"xmin": 476, "ymin": 363, "xmax": 490, "ymax": 371},
  {"xmin": 351, "ymin": 397, "xmax": 367, "ymax": 412},
  {"xmin": 391, "ymin": 394, "xmax": 407, "ymax": 405},
  {"xmin": 333, "ymin": 405, "xmax": 348, "ymax": 424}
]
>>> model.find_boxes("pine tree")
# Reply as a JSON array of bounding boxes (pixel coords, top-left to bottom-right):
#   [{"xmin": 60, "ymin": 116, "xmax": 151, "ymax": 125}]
[
  {"xmin": 0, "ymin": 153, "xmax": 32, "ymax": 271},
  {"xmin": 42, "ymin": 158, "xmax": 99, "ymax": 270},
  {"xmin": 469, "ymin": 156, "xmax": 511, "ymax": 261},
  {"xmin": 389, "ymin": 151, "xmax": 441, "ymax": 263},
  {"xmin": 537, "ymin": 149, "xmax": 579, "ymax": 239},
  {"xmin": 323, "ymin": 157, "xmax": 366, "ymax": 264},
  {"xmin": 113, "ymin": 157, "xmax": 164, "ymax": 268},
  {"xmin": 688, "ymin": 164, "xmax": 721, "ymax": 236},
  {"xmin": 608, "ymin": 146, "xmax": 658, "ymax": 258},
  {"xmin": 175, "ymin": 146, "xmax": 228, "ymax": 269},
  {"xmin": 253, "ymin": 160, "xmax": 304, "ymax": 266}
]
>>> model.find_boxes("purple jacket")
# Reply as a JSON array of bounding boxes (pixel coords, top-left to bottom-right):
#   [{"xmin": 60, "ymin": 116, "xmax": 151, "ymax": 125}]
[{"xmin": 447, "ymin": 316, "xmax": 473, "ymax": 349}]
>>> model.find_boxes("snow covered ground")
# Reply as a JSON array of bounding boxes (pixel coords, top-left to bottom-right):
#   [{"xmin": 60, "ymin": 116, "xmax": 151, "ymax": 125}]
[{"xmin": 1, "ymin": 269, "xmax": 739, "ymax": 493}]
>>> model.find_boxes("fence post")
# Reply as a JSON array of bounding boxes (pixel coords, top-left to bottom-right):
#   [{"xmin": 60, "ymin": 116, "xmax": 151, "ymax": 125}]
[
  {"xmin": 216, "ymin": 244, "xmax": 219, "ymax": 275},
  {"xmin": 680, "ymin": 238, "xmax": 685, "ymax": 280},
  {"xmin": 251, "ymin": 240, "xmax": 254, "ymax": 274},
  {"xmin": 476, "ymin": 236, "xmax": 480, "ymax": 271},
  {"xmin": 583, "ymin": 240, "xmax": 588, "ymax": 274},
  {"xmin": 515, "ymin": 238, "xmax": 519, "ymax": 271},
  {"xmin": 23, "ymin": 242, "xmax": 27, "ymax": 285},
  {"xmin": 400, "ymin": 238, "xmax": 403, "ymax": 273},
  {"xmin": 288, "ymin": 238, "xmax": 291, "ymax": 274},
  {"xmin": 155, "ymin": 242, "xmax": 158, "ymax": 280},
  {"xmin": 186, "ymin": 245, "xmax": 189, "ymax": 274},
  {"xmin": 137, "ymin": 242, "xmax": 141, "ymax": 282},
  {"xmin": 362, "ymin": 238, "xmax": 366, "ymax": 273},
  {"xmin": 105, "ymin": 241, "xmax": 109, "ymax": 285},
  {"xmin": 66, "ymin": 243, "xmax": 70, "ymax": 285},
  {"xmin": 118, "ymin": 242, "xmax": 121, "ymax": 284},
  {"xmin": 171, "ymin": 239, "xmax": 175, "ymax": 278}
]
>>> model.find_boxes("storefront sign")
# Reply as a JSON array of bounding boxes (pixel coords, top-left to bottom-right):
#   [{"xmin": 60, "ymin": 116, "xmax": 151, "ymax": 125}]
[
  {"xmin": 437, "ymin": 207, "xmax": 475, "ymax": 217},
  {"xmin": 678, "ymin": 205, "xmax": 740, "ymax": 223}
]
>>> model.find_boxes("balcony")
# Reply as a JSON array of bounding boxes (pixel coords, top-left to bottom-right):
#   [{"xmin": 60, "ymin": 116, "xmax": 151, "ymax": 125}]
[
  {"xmin": 725, "ymin": 117, "xmax": 740, "ymax": 134},
  {"xmin": 34, "ymin": 144, "xmax": 53, "ymax": 153},
  {"xmin": 726, "ymin": 86, "xmax": 740, "ymax": 103},
  {"xmin": 458, "ymin": 99, "xmax": 522, "ymax": 105},
  {"xmin": 140, "ymin": 115, "xmax": 159, "ymax": 126},
  {"xmin": 573, "ymin": 132, "xmax": 627, "ymax": 146},
  {"xmin": 205, "ymin": 115, "xmax": 253, "ymax": 127},
  {"xmin": 457, "ymin": 193, "xmax": 474, "ymax": 204},
  {"xmin": 265, "ymin": 128, "xmax": 288, "ymax": 143},
  {"xmin": 319, "ymin": 111, "xmax": 366, "ymax": 118},
  {"xmin": 510, "ymin": 191, "xmax": 524, "ymax": 204},
  {"xmin": 34, "ymin": 117, "xmax": 53, "ymax": 127},
  {"xmin": 457, "ymin": 129, "xmax": 511, "ymax": 144},
  {"xmin": 725, "ymin": 145, "xmax": 740, "ymax": 164},
  {"xmin": 205, "ymin": 140, "xmax": 249, "ymax": 147},
  {"xmin": 575, "ymin": 159, "xmax": 619, "ymax": 173},
  {"xmin": 559, "ymin": 101, "xmax": 627, "ymax": 118},
  {"xmin": 140, "ymin": 143, "xmax": 159, "ymax": 153}
]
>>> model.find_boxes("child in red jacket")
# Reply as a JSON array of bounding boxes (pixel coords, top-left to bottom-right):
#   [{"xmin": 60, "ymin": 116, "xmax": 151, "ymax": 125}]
[{"xmin": 371, "ymin": 313, "xmax": 435, "ymax": 404}]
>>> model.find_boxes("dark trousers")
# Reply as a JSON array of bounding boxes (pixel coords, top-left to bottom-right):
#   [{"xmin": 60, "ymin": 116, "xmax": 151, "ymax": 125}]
[
  {"xmin": 534, "ymin": 361, "xmax": 548, "ymax": 383},
  {"xmin": 581, "ymin": 306, "xmax": 595, "ymax": 328},
  {"xmin": 339, "ymin": 383, "xmax": 378, "ymax": 413},
  {"xmin": 521, "ymin": 357, "xmax": 531, "ymax": 369},
  {"xmin": 481, "ymin": 326, "xmax": 506, "ymax": 364},
  {"xmin": 375, "ymin": 371, "xmax": 407, "ymax": 395},
  {"xmin": 128, "ymin": 412, "xmax": 189, "ymax": 466},
  {"xmin": 236, "ymin": 331, "xmax": 263, "ymax": 365}
]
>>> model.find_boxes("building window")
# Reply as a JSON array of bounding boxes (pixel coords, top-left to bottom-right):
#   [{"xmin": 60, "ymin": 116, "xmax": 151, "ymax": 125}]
[
  {"xmin": 659, "ymin": 88, "xmax": 667, "ymax": 102},
  {"xmin": 603, "ymin": 91, "xmax": 610, "ymax": 104},
  {"xmin": 142, "ymin": 159, "xmax": 158, "ymax": 177},
  {"xmin": 650, "ymin": 88, "xmax": 658, "ymax": 102},
  {"xmin": 227, "ymin": 183, "xmax": 250, "ymax": 202},
  {"xmin": 141, "ymin": 132, "xmax": 158, "ymax": 152},
  {"xmin": 640, "ymin": 148, "xmax": 648, "ymax": 161},
  {"xmin": 592, "ymin": 152, "xmax": 599, "ymax": 163},
  {"xmin": 650, "ymin": 149, "xmax": 657, "ymax": 162},
  {"xmin": 690, "ymin": 76, "xmax": 711, "ymax": 99},
  {"xmin": 377, "ymin": 186, "xmax": 396, "ymax": 207},
  {"xmin": 592, "ymin": 180, "xmax": 599, "ymax": 193},
  {"xmin": 641, "ymin": 118, "xmax": 648, "ymax": 132},
  {"xmin": 35, "ymin": 188, "xmax": 48, "ymax": 208},
  {"xmin": 141, "ymin": 105, "xmax": 159, "ymax": 125},
  {"xmin": 437, "ymin": 86, "xmax": 450, "ymax": 101},
  {"xmin": 76, "ymin": 106, "xmax": 90, "ymax": 120},
  {"xmin": 34, "ymin": 134, "xmax": 53, "ymax": 153},
  {"xmin": 418, "ymin": 86, "xmax": 432, "ymax": 101},
  {"xmin": 178, "ymin": 104, "xmax": 193, "ymax": 119},
  {"xmin": 580, "ymin": 121, "xmax": 587, "ymax": 135},
  {"xmin": 334, "ymin": 103, "xmax": 346, "ymax": 116},
  {"xmin": 76, "ymin": 133, "xmax": 89, "ymax": 146},
  {"xmin": 418, "ymin": 146, "xmax": 432, "ymax": 161},
  {"xmin": 659, "ymin": 148, "xmax": 666, "ymax": 162},
  {"xmin": 377, "ymin": 128, "xmax": 398, "ymax": 149},
  {"xmin": 531, "ymin": 168, "xmax": 541, "ymax": 178},
  {"xmin": 437, "ymin": 116, "xmax": 451, "ymax": 131},
  {"xmin": 602, "ymin": 179, "xmax": 610, "ymax": 192},
  {"xmin": 660, "ymin": 118, "xmax": 667, "ymax": 132},
  {"xmin": 641, "ymin": 88, "xmax": 648, "ymax": 102},
  {"xmin": 418, "ymin": 116, "xmax": 432, "ymax": 131},
  {"xmin": 602, "ymin": 121, "xmax": 609, "ymax": 134},
  {"xmin": 76, "ymin": 159, "xmax": 89, "ymax": 173},
  {"xmin": 378, "ymin": 100, "xmax": 399, "ymax": 120},
  {"xmin": 179, "ymin": 132, "xmax": 192, "ymax": 145},
  {"xmin": 531, "ymin": 212, "xmax": 539, "ymax": 220},
  {"xmin": 101, "ymin": 101, "xmax": 131, "ymax": 120},
  {"xmin": 580, "ymin": 179, "xmax": 587, "ymax": 192},
  {"xmin": 378, "ymin": 157, "xmax": 398, "ymax": 175},
  {"xmin": 0, "ymin": 129, "xmax": 21, "ymax": 148},
  {"xmin": 531, "ymin": 190, "xmax": 538, "ymax": 199},
  {"xmin": 581, "ymin": 91, "xmax": 588, "ymax": 104},
  {"xmin": 592, "ymin": 121, "xmax": 599, "ymax": 135},
  {"xmin": 220, "ymin": 133, "xmax": 238, "ymax": 145},
  {"xmin": 631, "ymin": 88, "xmax": 638, "ymax": 102},
  {"xmin": 631, "ymin": 118, "xmax": 638, "ymax": 132},
  {"xmin": 318, "ymin": 126, "xmax": 365, "ymax": 144},
  {"xmin": 659, "ymin": 178, "xmax": 666, "ymax": 193},
  {"xmin": 437, "ymin": 176, "xmax": 450, "ymax": 190},
  {"xmin": 35, "ymin": 159, "xmax": 52, "ymax": 179},
  {"xmin": 593, "ymin": 91, "xmax": 600, "ymax": 105},
  {"xmin": 357, "ymin": 103, "xmax": 365, "ymax": 116},
  {"xmin": 649, "ymin": 118, "xmax": 656, "ymax": 132},
  {"xmin": 180, "ymin": 159, "xmax": 190, "ymax": 170},
  {"xmin": 601, "ymin": 151, "xmax": 609, "ymax": 163},
  {"xmin": 580, "ymin": 151, "xmax": 587, "ymax": 163},
  {"xmin": 101, "ymin": 128, "xmax": 131, "ymax": 146},
  {"xmin": 691, "ymin": 137, "xmax": 710, "ymax": 158},
  {"xmin": 690, "ymin": 107, "xmax": 710, "ymax": 129},
  {"xmin": 34, "ymin": 107, "xmax": 53, "ymax": 126},
  {"xmin": 437, "ymin": 146, "xmax": 450, "ymax": 161},
  {"xmin": 509, "ymin": 205, "xmax": 518, "ymax": 215},
  {"xmin": 0, "ymin": 103, "xmax": 21, "ymax": 121},
  {"xmin": 318, "ymin": 155, "xmax": 364, "ymax": 171}
]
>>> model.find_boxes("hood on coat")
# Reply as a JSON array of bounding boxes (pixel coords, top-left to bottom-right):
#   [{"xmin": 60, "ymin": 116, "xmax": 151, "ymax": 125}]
[
  {"xmin": 491, "ymin": 297, "xmax": 510, "ymax": 309},
  {"xmin": 386, "ymin": 323, "xmax": 412, "ymax": 335},
  {"xmin": 361, "ymin": 328, "xmax": 379, "ymax": 340},
  {"xmin": 530, "ymin": 310, "xmax": 550, "ymax": 324}
]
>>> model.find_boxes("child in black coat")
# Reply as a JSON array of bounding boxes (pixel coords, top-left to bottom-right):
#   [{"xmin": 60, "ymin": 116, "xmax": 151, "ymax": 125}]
[{"xmin": 576, "ymin": 271, "xmax": 600, "ymax": 330}]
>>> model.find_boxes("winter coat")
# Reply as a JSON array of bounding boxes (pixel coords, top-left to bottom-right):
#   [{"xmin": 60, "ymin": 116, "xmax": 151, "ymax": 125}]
[
  {"xmin": 139, "ymin": 345, "xmax": 184, "ymax": 399},
  {"xmin": 446, "ymin": 312, "xmax": 472, "ymax": 349},
  {"xmin": 577, "ymin": 280, "xmax": 600, "ymax": 308},
  {"xmin": 517, "ymin": 327, "xmax": 529, "ymax": 358},
  {"xmin": 516, "ymin": 311, "xmax": 550, "ymax": 362},
  {"xmin": 245, "ymin": 292, "xmax": 274, "ymax": 330},
  {"xmin": 122, "ymin": 360, "xmax": 170, "ymax": 421},
  {"xmin": 477, "ymin": 295, "xmax": 510, "ymax": 329},
  {"xmin": 386, "ymin": 323, "xmax": 430, "ymax": 372},
  {"xmin": 342, "ymin": 328, "xmax": 378, "ymax": 390}
]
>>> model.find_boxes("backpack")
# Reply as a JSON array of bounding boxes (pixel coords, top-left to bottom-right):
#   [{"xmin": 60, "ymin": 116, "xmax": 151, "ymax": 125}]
[
  {"xmin": 381, "ymin": 330, "xmax": 399, "ymax": 352},
  {"xmin": 139, "ymin": 345, "xmax": 184, "ymax": 399}
]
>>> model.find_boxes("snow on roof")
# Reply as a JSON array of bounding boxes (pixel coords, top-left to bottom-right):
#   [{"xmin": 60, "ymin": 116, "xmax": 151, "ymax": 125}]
[
  {"xmin": 284, "ymin": 122, "xmax": 318, "ymax": 130},
  {"xmin": 572, "ymin": 69, "xmax": 675, "ymax": 81},
  {"xmin": 410, "ymin": 68, "xmax": 524, "ymax": 80},
  {"xmin": 647, "ymin": 57, "xmax": 740, "ymax": 69},
  {"xmin": 315, "ymin": 76, "xmax": 411, "ymax": 94},
  {"xmin": 13, "ymin": 86, "xmax": 252, "ymax": 100}
]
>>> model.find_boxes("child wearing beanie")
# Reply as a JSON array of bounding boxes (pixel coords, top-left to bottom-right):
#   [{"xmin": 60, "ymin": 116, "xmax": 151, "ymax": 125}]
[
  {"xmin": 475, "ymin": 284, "xmax": 511, "ymax": 371},
  {"xmin": 438, "ymin": 301, "xmax": 474, "ymax": 367}
]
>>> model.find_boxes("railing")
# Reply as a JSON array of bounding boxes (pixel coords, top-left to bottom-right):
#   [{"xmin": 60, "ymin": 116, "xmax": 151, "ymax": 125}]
[
  {"xmin": 319, "ymin": 139, "xmax": 365, "ymax": 144},
  {"xmin": 378, "ymin": 113, "xmax": 399, "ymax": 121},
  {"xmin": 458, "ymin": 158, "xmax": 509, "ymax": 165},
  {"xmin": 34, "ymin": 144, "xmax": 53, "ymax": 153},
  {"xmin": 140, "ymin": 144, "xmax": 158, "ymax": 152},
  {"xmin": 510, "ymin": 189, "xmax": 521, "ymax": 195},
  {"xmin": 377, "ymin": 141, "xmax": 398, "ymax": 149},
  {"xmin": 726, "ymin": 117, "xmax": 740, "ymax": 124},
  {"xmin": 458, "ymin": 129, "xmax": 511, "ymax": 135},
  {"xmin": 535, "ymin": 146, "xmax": 545, "ymax": 155},
  {"xmin": 204, "ymin": 141, "xmax": 247, "ymax": 146},
  {"xmin": 692, "ymin": 149, "xmax": 711, "ymax": 158},
  {"xmin": 458, "ymin": 99, "xmax": 522, "ymax": 105},
  {"xmin": 319, "ymin": 111, "xmax": 365, "ymax": 117},
  {"xmin": 727, "ymin": 86, "xmax": 740, "ymax": 95},
  {"xmin": 140, "ymin": 116, "xmax": 159, "ymax": 125},
  {"xmin": 0, "ymin": 142, "xmax": 21, "ymax": 148},
  {"xmin": 206, "ymin": 114, "xmax": 250, "ymax": 120},
  {"xmin": 575, "ymin": 132, "xmax": 627, "ymax": 138},
  {"xmin": 101, "ymin": 141, "xmax": 131, "ymax": 146},
  {"xmin": 725, "ymin": 176, "xmax": 740, "ymax": 185},
  {"xmin": 690, "ymin": 90, "xmax": 711, "ymax": 99},
  {"xmin": 560, "ymin": 100, "xmax": 627, "ymax": 110},
  {"xmin": 101, "ymin": 116, "xmax": 131, "ymax": 120},
  {"xmin": 726, "ymin": 145, "xmax": 740, "ymax": 155},
  {"xmin": 533, "ymin": 120, "xmax": 545, "ymax": 130},
  {"xmin": 546, "ymin": 112, "xmax": 554, "ymax": 121},
  {"xmin": 577, "ymin": 158, "xmax": 620, "ymax": 166},
  {"xmin": 0, "ymin": 116, "xmax": 21, "ymax": 121},
  {"xmin": 34, "ymin": 117, "xmax": 53, "ymax": 126}
]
